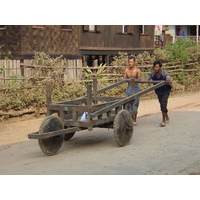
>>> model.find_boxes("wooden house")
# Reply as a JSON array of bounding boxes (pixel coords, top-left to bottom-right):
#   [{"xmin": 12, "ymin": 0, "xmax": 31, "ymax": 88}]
[{"xmin": 0, "ymin": 25, "xmax": 155, "ymax": 66}]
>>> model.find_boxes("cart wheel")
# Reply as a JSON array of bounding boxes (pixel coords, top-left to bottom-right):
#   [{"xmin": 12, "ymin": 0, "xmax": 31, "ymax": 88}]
[
  {"xmin": 64, "ymin": 132, "xmax": 75, "ymax": 141},
  {"xmin": 113, "ymin": 109, "xmax": 134, "ymax": 147},
  {"xmin": 38, "ymin": 115, "xmax": 64, "ymax": 156}
]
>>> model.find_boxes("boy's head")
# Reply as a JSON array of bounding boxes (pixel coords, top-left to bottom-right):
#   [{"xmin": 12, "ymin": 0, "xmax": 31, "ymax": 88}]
[
  {"xmin": 153, "ymin": 60, "xmax": 162, "ymax": 73},
  {"xmin": 128, "ymin": 56, "xmax": 136, "ymax": 68}
]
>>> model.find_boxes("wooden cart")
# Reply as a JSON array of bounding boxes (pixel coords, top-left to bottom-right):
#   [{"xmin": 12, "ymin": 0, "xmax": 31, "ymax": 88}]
[{"xmin": 28, "ymin": 78, "xmax": 167, "ymax": 156}]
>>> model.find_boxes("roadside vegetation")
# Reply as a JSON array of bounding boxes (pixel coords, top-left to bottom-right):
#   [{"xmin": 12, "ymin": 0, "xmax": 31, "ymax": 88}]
[{"xmin": 0, "ymin": 39, "xmax": 200, "ymax": 112}]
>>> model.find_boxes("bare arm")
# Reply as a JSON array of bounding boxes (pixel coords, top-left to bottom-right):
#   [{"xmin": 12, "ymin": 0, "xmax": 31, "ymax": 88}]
[{"xmin": 123, "ymin": 68, "xmax": 127, "ymax": 79}]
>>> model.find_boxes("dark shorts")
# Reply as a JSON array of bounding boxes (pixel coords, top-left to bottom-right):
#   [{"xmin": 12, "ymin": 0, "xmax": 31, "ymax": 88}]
[{"xmin": 157, "ymin": 93, "xmax": 170, "ymax": 113}]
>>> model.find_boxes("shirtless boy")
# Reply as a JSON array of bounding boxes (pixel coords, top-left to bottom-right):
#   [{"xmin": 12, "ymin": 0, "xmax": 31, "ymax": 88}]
[{"xmin": 123, "ymin": 56, "xmax": 141, "ymax": 124}]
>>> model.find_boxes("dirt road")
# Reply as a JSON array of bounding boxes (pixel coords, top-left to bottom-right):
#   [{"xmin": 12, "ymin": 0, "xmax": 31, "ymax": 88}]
[{"xmin": 0, "ymin": 92, "xmax": 200, "ymax": 175}]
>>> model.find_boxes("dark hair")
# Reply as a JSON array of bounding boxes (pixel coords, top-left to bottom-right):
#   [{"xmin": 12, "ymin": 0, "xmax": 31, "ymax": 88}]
[
  {"xmin": 128, "ymin": 56, "xmax": 136, "ymax": 61},
  {"xmin": 153, "ymin": 60, "xmax": 162, "ymax": 67}
]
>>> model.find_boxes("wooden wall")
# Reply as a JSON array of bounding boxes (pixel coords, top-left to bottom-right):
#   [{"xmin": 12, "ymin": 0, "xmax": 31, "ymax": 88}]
[
  {"xmin": 0, "ymin": 26, "xmax": 21, "ymax": 55},
  {"xmin": 0, "ymin": 28, "xmax": 7, "ymax": 54},
  {"xmin": 0, "ymin": 25, "xmax": 80, "ymax": 59},
  {"xmin": 21, "ymin": 25, "xmax": 79, "ymax": 57},
  {"xmin": 0, "ymin": 25, "xmax": 155, "ymax": 60},
  {"xmin": 79, "ymin": 25, "xmax": 155, "ymax": 50}
]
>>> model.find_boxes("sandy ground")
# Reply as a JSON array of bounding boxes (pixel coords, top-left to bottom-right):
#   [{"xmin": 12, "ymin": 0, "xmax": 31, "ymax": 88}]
[{"xmin": 0, "ymin": 92, "xmax": 200, "ymax": 146}]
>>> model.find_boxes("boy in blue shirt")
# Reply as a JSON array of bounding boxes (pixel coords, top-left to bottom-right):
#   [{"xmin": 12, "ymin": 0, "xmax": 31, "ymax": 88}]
[{"xmin": 147, "ymin": 60, "xmax": 172, "ymax": 127}]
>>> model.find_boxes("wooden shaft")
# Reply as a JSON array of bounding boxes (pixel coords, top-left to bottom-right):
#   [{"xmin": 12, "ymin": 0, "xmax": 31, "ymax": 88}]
[
  {"xmin": 96, "ymin": 79, "xmax": 127, "ymax": 95},
  {"xmin": 87, "ymin": 84, "xmax": 93, "ymax": 131},
  {"xmin": 46, "ymin": 83, "xmax": 52, "ymax": 116},
  {"xmin": 46, "ymin": 83, "xmax": 51, "ymax": 105},
  {"xmin": 91, "ymin": 81, "xmax": 166, "ymax": 118},
  {"xmin": 93, "ymin": 77, "xmax": 98, "ymax": 95},
  {"xmin": 87, "ymin": 84, "xmax": 92, "ymax": 107},
  {"xmin": 93, "ymin": 77, "xmax": 98, "ymax": 103}
]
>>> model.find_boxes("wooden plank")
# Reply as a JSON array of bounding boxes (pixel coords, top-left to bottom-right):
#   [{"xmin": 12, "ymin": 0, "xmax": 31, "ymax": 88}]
[
  {"xmin": 80, "ymin": 73, "xmax": 122, "ymax": 76},
  {"xmin": 0, "ymin": 78, "xmax": 27, "ymax": 80},
  {"xmin": 93, "ymin": 77, "xmax": 98, "ymax": 104},
  {"xmin": 46, "ymin": 83, "xmax": 51, "ymax": 115},
  {"xmin": 28, "ymin": 127, "xmax": 82, "ymax": 139},
  {"xmin": 77, "ymin": 59, "xmax": 82, "ymax": 78},
  {"xmin": 49, "ymin": 98, "xmax": 87, "ymax": 105},
  {"xmin": 169, "ymin": 69, "xmax": 197, "ymax": 72},
  {"xmin": 93, "ymin": 96, "xmax": 123, "ymax": 102},
  {"xmin": 64, "ymin": 59, "xmax": 68, "ymax": 82},
  {"xmin": 12, "ymin": 60, "xmax": 15, "ymax": 76},
  {"xmin": 87, "ymin": 83, "xmax": 93, "ymax": 130},
  {"xmin": 61, "ymin": 105, "xmax": 93, "ymax": 112},
  {"xmin": 75, "ymin": 59, "xmax": 78, "ymax": 80},
  {"xmin": 65, "ymin": 60, "xmax": 68, "ymax": 81},
  {"xmin": 19, "ymin": 64, "xmax": 124, "ymax": 70},
  {"xmin": 24, "ymin": 60, "xmax": 28, "ymax": 77},
  {"xmin": 16, "ymin": 60, "xmax": 21, "ymax": 75},
  {"xmin": 72, "ymin": 111, "xmax": 77, "ymax": 121},
  {"xmin": 4, "ymin": 60, "xmax": 7, "ymax": 84},
  {"xmin": 134, "ymin": 80, "xmax": 166, "ymax": 84},
  {"xmin": 59, "ymin": 107, "xmax": 65, "ymax": 121},
  {"xmin": 24, "ymin": 60, "xmax": 32, "ymax": 78},
  {"xmin": 91, "ymin": 81, "xmax": 166, "ymax": 118},
  {"xmin": 50, "ymin": 100, "xmax": 120, "ymax": 113},
  {"xmin": 0, "ymin": 60, "xmax": 3, "ymax": 85},
  {"xmin": 8, "ymin": 60, "xmax": 11, "ymax": 76},
  {"xmin": 87, "ymin": 84, "xmax": 92, "ymax": 112},
  {"xmin": 68, "ymin": 60, "xmax": 73, "ymax": 80},
  {"xmin": 96, "ymin": 79, "xmax": 127, "ymax": 95},
  {"xmin": 73, "ymin": 59, "xmax": 76, "ymax": 80},
  {"xmin": 13, "ymin": 60, "xmax": 16, "ymax": 75},
  {"xmin": 74, "ymin": 116, "xmax": 115, "ymax": 128},
  {"xmin": 28, "ymin": 60, "xmax": 32, "ymax": 77},
  {"xmin": 71, "ymin": 60, "xmax": 74, "ymax": 80},
  {"xmin": 65, "ymin": 78, "xmax": 118, "ymax": 83},
  {"xmin": 93, "ymin": 77, "xmax": 98, "ymax": 95}
]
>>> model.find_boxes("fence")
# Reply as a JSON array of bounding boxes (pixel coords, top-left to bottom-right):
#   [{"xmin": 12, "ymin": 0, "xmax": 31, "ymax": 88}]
[
  {"xmin": 174, "ymin": 36, "xmax": 200, "ymax": 43},
  {"xmin": 0, "ymin": 59, "xmax": 200, "ymax": 89},
  {"xmin": 0, "ymin": 59, "xmax": 82, "ymax": 86}
]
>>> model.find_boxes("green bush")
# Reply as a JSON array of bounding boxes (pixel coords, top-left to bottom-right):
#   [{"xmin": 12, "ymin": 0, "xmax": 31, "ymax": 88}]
[
  {"xmin": 187, "ymin": 45, "xmax": 200, "ymax": 61},
  {"xmin": 164, "ymin": 39, "xmax": 197, "ymax": 64}
]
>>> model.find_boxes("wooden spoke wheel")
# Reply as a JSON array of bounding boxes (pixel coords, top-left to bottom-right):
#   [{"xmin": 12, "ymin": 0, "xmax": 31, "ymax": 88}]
[
  {"xmin": 38, "ymin": 115, "xmax": 64, "ymax": 156},
  {"xmin": 64, "ymin": 132, "xmax": 75, "ymax": 141},
  {"xmin": 113, "ymin": 109, "xmax": 134, "ymax": 147}
]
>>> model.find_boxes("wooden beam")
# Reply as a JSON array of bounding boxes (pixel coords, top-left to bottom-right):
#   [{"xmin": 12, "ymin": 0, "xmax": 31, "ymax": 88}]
[
  {"xmin": 79, "ymin": 46, "xmax": 155, "ymax": 51},
  {"xmin": 96, "ymin": 79, "xmax": 127, "ymax": 95},
  {"xmin": 74, "ymin": 116, "xmax": 115, "ymax": 128},
  {"xmin": 46, "ymin": 83, "xmax": 52, "ymax": 115},
  {"xmin": 93, "ymin": 96, "xmax": 123, "ymax": 102},
  {"xmin": 28, "ymin": 127, "xmax": 82, "ymax": 139}
]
